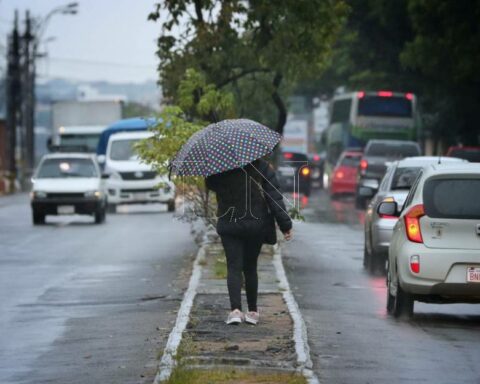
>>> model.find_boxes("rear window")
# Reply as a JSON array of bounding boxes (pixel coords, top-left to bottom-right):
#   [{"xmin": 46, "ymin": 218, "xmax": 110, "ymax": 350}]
[
  {"xmin": 391, "ymin": 167, "xmax": 421, "ymax": 190},
  {"xmin": 280, "ymin": 152, "xmax": 308, "ymax": 163},
  {"xmin": 340, "ymin": 155, "xmax": 361, "ymax": 167},
  {"xmin": 448, "ymin": 149, "xmax": 480, "ymax": 162},
  {"xmin": 424, "ymin": 178, "xmax": 480, "ymax": 219},
  {"xmin": 366, "ymin": 142, "xmax": 420, "ymax": 158},
  {"xmin": 358, "ymin": 96, "xmax": 412, "ymax": 118}
]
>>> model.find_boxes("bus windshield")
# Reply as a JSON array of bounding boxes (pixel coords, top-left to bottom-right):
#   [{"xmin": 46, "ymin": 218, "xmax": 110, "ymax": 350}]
[{"xmin": 358, "ymin": 96, "xmax": 412, "ymax": 118}]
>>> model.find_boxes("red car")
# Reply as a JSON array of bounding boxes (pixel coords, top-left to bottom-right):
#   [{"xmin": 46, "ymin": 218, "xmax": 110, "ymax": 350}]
[
  {"xmin": 445, "ymin": 146, "xmax": 480, "ymax": 162},
  {"xmin": 330, "ymin": 150, "xmax": 363, "ymax": 197}
]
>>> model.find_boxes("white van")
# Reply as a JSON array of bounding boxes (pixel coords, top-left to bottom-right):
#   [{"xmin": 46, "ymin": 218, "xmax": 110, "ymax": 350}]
[{"xmin": 104, "ymin": 131, "xmax": 175, "ymax": 212}]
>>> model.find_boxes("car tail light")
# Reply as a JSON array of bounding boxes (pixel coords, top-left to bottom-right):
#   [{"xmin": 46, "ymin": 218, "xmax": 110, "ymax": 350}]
[
  {"xmin": 313, "ymin": 154, "xmax": 320, "ymax": 161},
  {"xmin": 301, "ymin": 167, "xmax": 311, "ymax": 177},
  {"xmin": 405, "ymin": 92, "xmax": 414, "ymax": 100},
  {"xmin": 377, "ymin": 91, "xmax": 393, "ymax": 97},
  {"xmin": 404, "ymin": 204, "xmax": 425, "ymax": 243},
  {"xmin": 283, "ymin": 152, "xmax": 293, "ymax": 159},
  {"xmin": 357, "ymin": 91, "xmax": 365, "ymax": 99},
  {"xmin": 334, "ymin": 170, "xmax": 344, "ymax": 179},
  {"xmin": 410, "ymin": 255, "xmax": 420, "ymax": 274},
  {"xmin": 359, "ymin": 159, "xmax": 368, "ymax": 175}
]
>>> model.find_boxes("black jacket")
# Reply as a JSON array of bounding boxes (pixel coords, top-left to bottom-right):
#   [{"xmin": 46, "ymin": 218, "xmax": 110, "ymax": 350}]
[{"xmin": 206, "ymin": 159, "xmax": 292, "ymax": 236}]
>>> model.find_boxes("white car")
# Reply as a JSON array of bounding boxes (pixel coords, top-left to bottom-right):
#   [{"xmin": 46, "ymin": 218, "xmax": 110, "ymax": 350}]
[
  {"xmin": 104, "ymin": 131, "xmax": 175, "ymax": 212},
  {"xmin": 364, "ymin": 156, "xmax": 466, "ymax": 273},
  {"xmin": 379, "ymin": 163, "xmax": 480, "ymax": 317},
  {"xmin": 31, "ymin": 153, "xmax": 107, "ymax": 224}
]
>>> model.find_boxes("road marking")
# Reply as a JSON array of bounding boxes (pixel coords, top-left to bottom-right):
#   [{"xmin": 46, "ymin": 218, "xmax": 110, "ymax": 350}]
[
  {"xmin": 153, "ymin": 240, "xmax": 206, "ymax": 383},
  {"xmin": 272, "ymin": 244, "xmax": 320, "ymax": 384}
]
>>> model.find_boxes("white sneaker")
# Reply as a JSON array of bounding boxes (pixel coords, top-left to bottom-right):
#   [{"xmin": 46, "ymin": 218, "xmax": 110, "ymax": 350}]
[
  {"xmin": 226, "ymin": 309, "xmax": 244, "ymax": 325},
  {"xmin": 244, "ymin": 311, "xmax": 259, "ymax": 325}
]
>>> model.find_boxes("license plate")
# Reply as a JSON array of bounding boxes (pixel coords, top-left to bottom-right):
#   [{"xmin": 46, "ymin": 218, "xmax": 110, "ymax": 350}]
[
  {"xmin": 278, "ymin": 166, "xmax": 295, "ymax": 176},
  {"xmin": 466, "ymin": 266, "xmax": 480, "ymax": 283},
  {"xmin": 134, "ymin": 193, "xmax": 148, "ymax": 200},
  {"xmin": 57, "ymin": 205, "xmax": 75, "ymax": 215}
]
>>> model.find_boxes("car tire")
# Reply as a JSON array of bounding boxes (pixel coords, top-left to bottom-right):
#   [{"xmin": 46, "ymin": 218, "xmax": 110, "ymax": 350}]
[
  {"xmin": 95, "ymin": 209, "xmax": 106, "ymax": 224},
  {"xmin": 363, "ymin": 242, "xmax": 371, "ymax": 270},
  {"xmin": 107, "ymin": 204, "xmax": 116, "ymax": 214},
  {"xmin": 386, "ymin": 267, "xmax": 395, "ymax": 313},
  {"xmin": 32, "ymin": 210, "xmax": 45, "ymax": 225},
  {"xmin": 392, "ymin": 276, "xmax": 414, "ymax": 318},
  {"xmin": 167, "ymin": 199, "xmax": 176, "ymax": 212}
]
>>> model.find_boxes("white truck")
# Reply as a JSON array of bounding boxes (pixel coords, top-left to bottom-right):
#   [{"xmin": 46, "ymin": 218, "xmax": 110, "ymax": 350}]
[{"xmin": 51, "ymin": 100, "xmax": 122, "ymax": 153}]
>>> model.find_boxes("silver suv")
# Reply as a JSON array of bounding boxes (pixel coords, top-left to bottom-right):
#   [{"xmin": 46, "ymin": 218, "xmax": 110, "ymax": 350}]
[
  {"xmin": 364, "ymin": 157, "xmax": 466, "ymax": 273},
  {"xmin": 379, "ymin": 163, "xmax": 480, "ymax": 317}
]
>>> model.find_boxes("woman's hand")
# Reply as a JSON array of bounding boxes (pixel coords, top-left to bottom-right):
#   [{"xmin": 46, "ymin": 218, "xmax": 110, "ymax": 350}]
[{"xmin": 283, "ymin": 229, "xmax": 293, "ymax": 241}]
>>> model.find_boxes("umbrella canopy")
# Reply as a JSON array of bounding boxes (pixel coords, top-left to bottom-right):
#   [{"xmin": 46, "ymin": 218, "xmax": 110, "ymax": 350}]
[{"xmin": 171, "ymin": 119, "xmax": 281, "ymax": 176}]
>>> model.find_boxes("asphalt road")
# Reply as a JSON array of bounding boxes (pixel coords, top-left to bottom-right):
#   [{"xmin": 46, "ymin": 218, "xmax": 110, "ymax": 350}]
[
  {"xmin": 284, "ymin": 190, "xmax": 480, "ymax": 384},
  {"xmin": 0, "ymin": 194, "xmax": 196, "ymax": 384}
]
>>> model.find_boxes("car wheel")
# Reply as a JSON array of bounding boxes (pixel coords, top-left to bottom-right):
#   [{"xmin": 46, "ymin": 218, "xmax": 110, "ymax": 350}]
[
  {"xmin": 386, "ymin": 267, "xmax": 395, "ymax": 313},
  {"xmin": 107, "ymin": 204, "xmax": 116, "ymax": 214},
  {"xmin": 32, "ymin": 210, "xmax": 45, "ymax": 225},
  {"xmin": 167, "ymin": 199, "xmax": 176, "ymax": 212},
  {"xmin": 363, "ymin": 242, "xmax": 371, "ymax": 270},
  {"xmin": 95, "ymin": 209, "xmax": 106, "ymax": 224},
  {"xmin": 392, "ymin": 275, "xmax": 414, "ymax": 318}
]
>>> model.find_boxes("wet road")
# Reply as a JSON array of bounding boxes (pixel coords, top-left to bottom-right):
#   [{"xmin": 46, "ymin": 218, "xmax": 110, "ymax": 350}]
[
  {"xmin": 284, "ymin": 190, "xmax": 480, "ymax": 384},
  {"xmin": 0, "ymin": 194, "xmax": 195, "ymax": 384}
]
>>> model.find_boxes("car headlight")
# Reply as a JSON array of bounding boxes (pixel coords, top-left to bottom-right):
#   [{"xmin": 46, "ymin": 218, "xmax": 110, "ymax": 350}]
[
  {"xmin": 84, "ymin": 190, "xmax": 103, "ymax": 198},
  {"xmin": 32, "ymin": 191, "xmax": 47, "ymax": 199},
  {"xmin": 109, "ymin": 171, "xmax": 122, "ymax": 180}
]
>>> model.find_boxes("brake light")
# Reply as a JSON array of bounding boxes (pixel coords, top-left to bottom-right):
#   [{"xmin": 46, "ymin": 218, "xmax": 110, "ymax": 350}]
[
  {"xmin": 301, "ymin": 167, "xmax": 310, "ymax": 177},
  {"xmin": 410, "ymin": 255, "xmax": 420, "ymax": 273},
  {"xmin": 357, "ymin": 91, "xmax": 365, "ymax": 99},
  {"xmin": 360, "ymin": 159, "xmax": 368, "ymax": 170},
  {"xmin": 378, "ymin": 91, "xmax": 393, "ymax": 97},
  {"xmin": 283, "ymin": 152, "xmax": 293, "ymax": 159},
  {"xmin": 335, "ymin": 170, "xmax": 344, "ymax": 179},
  {"xmin": 313, "ymin": 154, "xmax": 320, "ymax": 161},
  {"xmin": 404, "ymin": 204, "xmax": 425, "ymax": 243},
  {"xmin": 405, "ymin": 92, "xmax": 414, "ymax": 100}
]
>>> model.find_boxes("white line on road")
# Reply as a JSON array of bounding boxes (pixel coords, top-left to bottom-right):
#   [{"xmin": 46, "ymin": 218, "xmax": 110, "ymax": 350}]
[
  {"xmin": 153, "ymin": 241, "xmax": 206, "ymax": 383},
  {"xmin": 272, "ymin": 244, "xmax": 320, "ymax": 384}
]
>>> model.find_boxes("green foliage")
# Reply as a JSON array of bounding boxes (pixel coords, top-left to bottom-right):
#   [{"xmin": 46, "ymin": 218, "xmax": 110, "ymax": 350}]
[
  {"xmin": 122, "ymin": 102, "xmax": 157, "ymax": 119},
  {"xmin": 149, "ymin": 0, "xmax": 348, "ymax": 133}
]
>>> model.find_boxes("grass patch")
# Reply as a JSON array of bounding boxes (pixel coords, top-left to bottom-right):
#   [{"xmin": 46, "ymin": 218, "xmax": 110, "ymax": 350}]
[
  {"xmin": 165, "ymin": 368, "xmax": 307, "ymax": 384},
  {"xmin": 214, "ymin": 256, "xmax": 227, "ymax": 279}
]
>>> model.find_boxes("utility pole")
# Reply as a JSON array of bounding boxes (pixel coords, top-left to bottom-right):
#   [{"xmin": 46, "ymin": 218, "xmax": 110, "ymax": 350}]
[
  {"xmin": 22, "ymin": 10, "xmax": 35, "ymax": 180},
  {"xmin": 6, "ymin": 11, "xmax": 21, "ymax": 193}
]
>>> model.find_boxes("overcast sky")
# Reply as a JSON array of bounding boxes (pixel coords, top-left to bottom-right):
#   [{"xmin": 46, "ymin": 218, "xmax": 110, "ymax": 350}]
[{"xmin": 0, "ymin": 0, "xmax": 161, "ymax": 83}]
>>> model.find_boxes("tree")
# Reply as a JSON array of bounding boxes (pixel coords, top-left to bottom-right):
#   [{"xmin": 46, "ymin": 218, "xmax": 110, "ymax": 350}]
[{"xmin": 149, "ymin": 0, "xmax": 348, "ymax": 134}]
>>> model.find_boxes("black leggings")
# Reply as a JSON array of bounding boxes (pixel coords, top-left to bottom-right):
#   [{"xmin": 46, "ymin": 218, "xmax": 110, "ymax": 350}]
[{"xmin": 220, "ymin": 235, "xmax": 263, "ymax": 312}]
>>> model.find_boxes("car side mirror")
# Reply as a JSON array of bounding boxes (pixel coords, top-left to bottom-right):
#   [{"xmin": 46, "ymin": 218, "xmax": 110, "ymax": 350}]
[
  {"xmin": 97, "ymin": 154, "xmax": 106, "ymax": 164},
  {"xmin": 377, "ymin": 201, "xmax": 398, "ymax": 217},
  {"xmin": 101, "ymin": 172, "xmax": 110, "ymax": 179},
  {"xmin": 358, "ymin": 186, "xmax": 375, "ymax": 198}
]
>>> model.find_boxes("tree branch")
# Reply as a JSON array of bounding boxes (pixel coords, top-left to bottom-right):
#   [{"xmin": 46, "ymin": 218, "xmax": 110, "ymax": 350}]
[
  {"xmin": 193, "ymin": 0, "xmax": 204, "ymax": 23},
  {"xmin": 271, "ymin": 72, "xmax": 287, "ymax": 135},
  {"xmin": 217, "ymin": 68, "xmax": 271, "ymax": 88}
]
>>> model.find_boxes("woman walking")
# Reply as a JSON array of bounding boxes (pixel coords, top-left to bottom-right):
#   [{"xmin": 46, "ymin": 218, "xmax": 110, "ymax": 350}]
[{"xmin": 206, "ymin": 158, "xmax": 292, "ymax": 325}]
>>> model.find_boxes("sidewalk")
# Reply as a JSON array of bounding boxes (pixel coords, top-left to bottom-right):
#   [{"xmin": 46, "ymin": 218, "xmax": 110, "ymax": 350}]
[{"xmin": 155, "ymin": 236, "xmax": 315, "ymax": 384}]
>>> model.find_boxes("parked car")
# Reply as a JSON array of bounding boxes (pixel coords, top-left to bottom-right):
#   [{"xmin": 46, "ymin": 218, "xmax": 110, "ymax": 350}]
[
  {"xmin": 378, "ymin": 163, "xmax": 480, "ymax": 318},
  {"xmin": 445, "ymin": 146, "xmax": 480, "ymax": 162},
  {"xmin": 356, "ymin": 139, "xmax": 421, "ymax": 208},
  {"xmin": 30, "ymin": 153, "xmax": 107, "ymax": 225},
  {"xmin": 277, "ymin": 151, "xmax": 311, "ymax": 196},
  {"xmin": 363, "ymin": 156, "xmax": 467, "ymax": 273},
  {"xmin": 330, "ymin": 149, "xmax": 363, "ymax": 198},
  {"xmin": 104, "ymin": 131, "xmax": 176, "ymax": 212}
]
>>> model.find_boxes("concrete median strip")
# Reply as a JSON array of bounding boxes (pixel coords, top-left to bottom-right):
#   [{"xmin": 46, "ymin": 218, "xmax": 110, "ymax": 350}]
[{"xmin": 153, "ymin": 235, "xmax": 318, "ymax": 384}]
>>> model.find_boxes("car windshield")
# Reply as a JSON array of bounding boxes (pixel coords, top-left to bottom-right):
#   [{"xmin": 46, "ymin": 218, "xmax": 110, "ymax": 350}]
[
  {"xmin": 340, "ymin": 155, "xmax": 361, "ymax": 167},
  {"xmin": 110, "ymin": 139, "xmax": 139, "ymax": 161},
  {"xmin": 448, "ymin": 149, "xmax": 480, "ymax": 162},
  {"xmin": 424, "ymin": 178, "xmax": 480, "ymax": 219},
  {"xmin": 366, "ymin": 143, "xmax": 420, "ymax": 158},
  {"xmin": 37, "ymin": 158, "xmax": 98, "ymax": 178},
  {"xmin": 390, "ymin": 167, "xmax": 421, "ymax": 190}
]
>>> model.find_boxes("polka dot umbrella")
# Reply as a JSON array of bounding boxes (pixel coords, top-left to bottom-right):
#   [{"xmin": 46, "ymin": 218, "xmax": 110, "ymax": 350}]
[{"xmin": 171, "ymin": 119, "xmax": 281, "ymax": 176}]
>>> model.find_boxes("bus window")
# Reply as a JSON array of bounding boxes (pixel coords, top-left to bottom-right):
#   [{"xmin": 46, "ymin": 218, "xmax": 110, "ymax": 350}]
[
  {"xmin": 330, "ymin": 99, "xmax": 352, "ymax": 123},
  {"xmin": 358, "ymin": 96, "xmax": 412, "ymax": 118}
]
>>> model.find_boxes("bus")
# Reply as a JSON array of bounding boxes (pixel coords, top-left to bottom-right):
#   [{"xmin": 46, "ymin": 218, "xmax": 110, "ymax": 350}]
[{"xmin": 322, "ymin": 90, "xmax": 418, "ymax": 187}]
